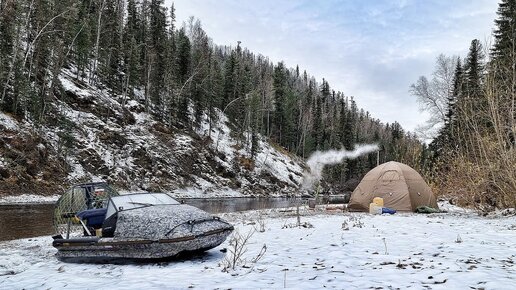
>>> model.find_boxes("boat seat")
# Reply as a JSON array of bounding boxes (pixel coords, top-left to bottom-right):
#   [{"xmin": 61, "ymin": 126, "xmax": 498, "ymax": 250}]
[{"xmin": 76, "ymin": 208, "xmax": 107, "ymax": 232}]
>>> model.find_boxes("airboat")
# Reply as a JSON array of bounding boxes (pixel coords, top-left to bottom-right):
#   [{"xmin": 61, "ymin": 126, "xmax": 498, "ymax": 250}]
[{"xmin": 52, "ymin": 182, "xmax": 234, "ymax": 262}]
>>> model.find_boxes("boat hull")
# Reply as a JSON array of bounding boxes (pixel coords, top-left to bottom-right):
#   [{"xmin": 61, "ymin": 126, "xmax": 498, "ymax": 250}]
[{"xmin": 53, "ymin": 226, "xmax": 233, "ymax": 261}]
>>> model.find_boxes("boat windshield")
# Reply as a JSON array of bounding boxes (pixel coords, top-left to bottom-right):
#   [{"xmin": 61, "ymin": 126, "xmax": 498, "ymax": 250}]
[{"xmin": 106, "ymin": 193, "xmax": 179, "ymax": 218}]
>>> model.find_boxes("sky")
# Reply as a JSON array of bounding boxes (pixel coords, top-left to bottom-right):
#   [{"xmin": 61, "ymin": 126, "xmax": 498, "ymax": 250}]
[{"xmin": 167, "ymin": 0, "xmax": 499, "ymax": 133}]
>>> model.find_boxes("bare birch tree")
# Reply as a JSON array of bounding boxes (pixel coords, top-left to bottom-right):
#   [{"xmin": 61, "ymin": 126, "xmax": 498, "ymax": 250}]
[{"xmin": 410, "ymin": 54, "xmax": 457, "ymax": 139}]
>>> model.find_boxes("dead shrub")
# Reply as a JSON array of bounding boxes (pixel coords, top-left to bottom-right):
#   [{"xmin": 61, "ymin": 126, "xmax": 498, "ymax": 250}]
[
  {"xmin": 238, "ymin": 156, "xmax": 255, "ymax": 171},
  {"xmin": 221, "ymin": 229, "xmax": 254, "ymax": 272}
]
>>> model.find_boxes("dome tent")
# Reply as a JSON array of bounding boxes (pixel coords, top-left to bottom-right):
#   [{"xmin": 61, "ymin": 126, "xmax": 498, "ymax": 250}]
[{"xmin": 348, "ymin": 161, "xmax": 438, "ymax": 212}]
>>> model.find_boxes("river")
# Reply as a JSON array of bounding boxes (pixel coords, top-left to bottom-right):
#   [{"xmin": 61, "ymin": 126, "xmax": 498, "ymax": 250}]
[{"xmin": 0, "ymin": 196, "xmax": 349, "ymax": 241}]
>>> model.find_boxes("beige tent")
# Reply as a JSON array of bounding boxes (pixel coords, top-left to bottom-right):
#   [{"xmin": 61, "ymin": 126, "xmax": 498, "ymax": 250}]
[{"xmin": 348, "ymin": 161, "xmax": 438, "ymax": 212}]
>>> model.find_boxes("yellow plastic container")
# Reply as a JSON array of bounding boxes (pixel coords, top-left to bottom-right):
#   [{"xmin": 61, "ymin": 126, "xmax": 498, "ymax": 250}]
[
  {"xmin": 369, "ymin": 203, "xmax": 382, "ymax": 214},
  {"xmin": 373, "ymin": 197, "xmax": 384, "ymax": 207}
]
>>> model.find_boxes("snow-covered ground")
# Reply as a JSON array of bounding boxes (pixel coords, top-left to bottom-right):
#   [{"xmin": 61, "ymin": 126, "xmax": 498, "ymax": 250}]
[
  {"xmin": 0, "ymin": 194, "xmax": 60, "ymax": 205},
  {"xmin": 1, "ymin": 206, "xmax": 515, "ymax": 289}
]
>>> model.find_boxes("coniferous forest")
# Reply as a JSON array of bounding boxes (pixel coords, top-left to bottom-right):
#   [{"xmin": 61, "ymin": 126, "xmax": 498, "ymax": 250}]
[
  {"xmin": 411, "ymin": 0, "xmax": 515, "ymax": 208},
  {"xmin": 0, "ymin": 0, "xmax": 514, "ymax": 207}
]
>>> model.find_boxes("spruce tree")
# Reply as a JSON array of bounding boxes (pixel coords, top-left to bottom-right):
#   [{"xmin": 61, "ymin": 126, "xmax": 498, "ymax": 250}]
[
  {"xmin": 164, "ymin": 3, "xmax": 177, "ymax": 125},
  {"xmin": 0, "ymin": 0, "xmax": 18, "ymax": 113},
  {"xmin": 148, "ymin": 0, "xmax": 167, "ymax": 118},
  {"xmin": 343, "ymin": 98, "xmax": 356, "ymax": 150},
  {"xmin": 464, "ymin": 40, "xmax": 484, "ymax": 98},
  {"xmin": 443, "ymin": 58, "xmax": 463, "ymax": 147},
  {"xmin": 106, "ymin": 0, "xmax": 125, "ymax": 96},
  {"xmin": 464, "ymin": 39, "xmax": 487, "ymax": 124},
  {"xmin": 176, "ymin": 27, "xmax": 191, "ymax": 124},
  {"xmin": 189, "ymin": 19, "xmax": 211, "ymax": 125},
  {"xmin": 313, "ymin": 91, "xmax": 322, "ymax": 150},
  {"xmin": 74, "ymin": 0, "xmax": 92, "ymax": 80},
  {"xmin": 176, "ymin": 27, "xmax": 191, "ymax": 85},
  {"xmin": 222, "ymin": 50, "xmax": 236, "ymax": 108},
  {"xmin": 29, "ymin": 0, "xmax": 53, "ymax": 120},
  {"xmin": 491, "ymin": 0, "xmax": 516, "ymax": 147},
  {"xmin": 123, "ymin": 0, "xmax": 142, "ymax": 88},
  {"xmin": 492, "ymin": 0, "xmax": 516, "ymax": 62},
  {"xmin": 273, "ymin": 62, "xmax": 287, "ymax": 144}
]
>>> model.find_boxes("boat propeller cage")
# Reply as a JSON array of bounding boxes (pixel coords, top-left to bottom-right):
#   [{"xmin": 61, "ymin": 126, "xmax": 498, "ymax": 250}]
[{"xmin": 53, "ymin": 182, "xmax": 119, "ymax": 238}]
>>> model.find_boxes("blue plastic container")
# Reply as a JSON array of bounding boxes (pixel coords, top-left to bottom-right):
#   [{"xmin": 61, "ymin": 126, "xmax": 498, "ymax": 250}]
[{"xmin": 382, "ymin": 207, "xmax": 396, "ymax": 214}]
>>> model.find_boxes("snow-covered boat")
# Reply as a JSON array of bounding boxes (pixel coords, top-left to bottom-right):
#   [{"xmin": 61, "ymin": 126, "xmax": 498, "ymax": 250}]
[{"xmin": 52, "ymin": 191, "xmax": 234, "ymax": 262}]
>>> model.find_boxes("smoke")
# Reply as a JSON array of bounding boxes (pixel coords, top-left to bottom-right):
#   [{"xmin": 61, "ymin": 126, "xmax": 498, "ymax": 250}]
[{"xmin": 302, "ymin": 144, "xmax": 379, "ymax": 190}]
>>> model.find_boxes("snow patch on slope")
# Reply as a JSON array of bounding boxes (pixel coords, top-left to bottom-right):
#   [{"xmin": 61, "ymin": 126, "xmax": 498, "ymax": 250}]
[
  {"xmin": 39, "ymin": 66, "xmax": 306, "ymax": 197},
  {"xmin": 0, "ymin": 112, "xmax": 18, "ymax": 131},
  {"xmin": 194, "ymin": 110, "xmax": 304, "ymax": 190}
]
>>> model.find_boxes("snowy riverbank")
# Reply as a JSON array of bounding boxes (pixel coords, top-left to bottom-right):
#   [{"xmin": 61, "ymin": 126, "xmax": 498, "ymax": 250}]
[
  {"xmin": 0, "ymin": 194, "xmax": 61, "ymax": 205},
  {"xmin": 0, "ymin": 187, "xmax": 302, "ymax": 205},
  {"xmin": 1, "ymin": 206, "xmax": 515, "ymax": 289}
]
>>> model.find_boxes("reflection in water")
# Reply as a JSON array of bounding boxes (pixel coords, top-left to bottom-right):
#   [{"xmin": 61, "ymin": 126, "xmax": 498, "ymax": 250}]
[
  {"xmin": 184, "ymin": 197, "xmax": 303, "ymax": 213},
  {"xmin": 0, "ymin": 196, "xmax": 348, "ymax": 242},
  {"xmin": 0, "ymin": 204, "xmax": 55, "ymax": 242}
]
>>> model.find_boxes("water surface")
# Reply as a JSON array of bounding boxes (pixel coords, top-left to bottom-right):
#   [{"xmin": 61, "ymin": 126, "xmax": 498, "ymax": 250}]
[
  {"xmin": 0, "ymin": 198, "xmax": 299, "ymax": 241},
  {"xmin": 0, "ymin": 196, "xmax": 348, "ymax": 241}
]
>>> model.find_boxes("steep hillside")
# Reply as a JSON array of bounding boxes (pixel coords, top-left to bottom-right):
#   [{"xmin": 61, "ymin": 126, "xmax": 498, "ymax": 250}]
[
  {"xmin": 0, "ymin": 1, "xmax": 424, "ymax": 199},
  {"xmin": 0, "ymin": 67, "xmax": 305, "ymax": 197}
]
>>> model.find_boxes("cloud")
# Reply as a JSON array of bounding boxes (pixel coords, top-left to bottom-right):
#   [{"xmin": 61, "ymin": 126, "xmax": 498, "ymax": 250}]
[{"xmin": 168, "ymin": 0, "xmax": 499, "ymax": 133}]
